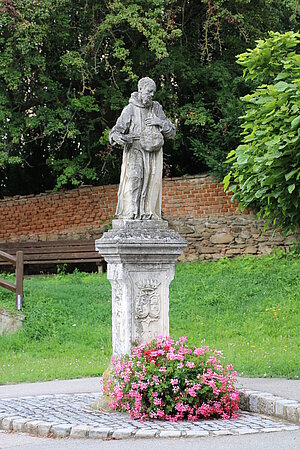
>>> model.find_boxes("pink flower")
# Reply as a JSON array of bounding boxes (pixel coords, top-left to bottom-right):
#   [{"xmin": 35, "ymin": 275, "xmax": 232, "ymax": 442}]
[
  {"xmin": 186, "ymin": 361, "xmax": 195, "ymax": 368},
  {"xmin": 194, "ymin": 347, "xmax": 205, "ymax": 356},
  {"xmin": 104, "ymin": 335, "xmax": 239, "ymax": 422},
  {"xmin": 187, "ymin": 387, "xmax": 197, "ymax": 397},
  {"xmin": 230, "ymin": 391, "xmax": 239, "ymax": 402}
]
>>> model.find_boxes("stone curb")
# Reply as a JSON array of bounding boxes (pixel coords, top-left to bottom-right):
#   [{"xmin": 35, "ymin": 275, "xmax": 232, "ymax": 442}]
[
  {"xmin": 240, "ymin": 389, "xmax": 300, "ymax": 424},
  {"xmin": 0, "ymin": 418, "xmax": 298, "ymax": 440},
  {"xmin": 0, "ymin": 389, "xmax": 299, "ymax": 440}
]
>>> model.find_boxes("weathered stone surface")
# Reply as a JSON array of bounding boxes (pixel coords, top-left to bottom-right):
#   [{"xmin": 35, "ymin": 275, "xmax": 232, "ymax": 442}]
[
  {"xmin": 196, "ymin": 245, "xmax": 218, "ymax": 254},
  {"xmin": 2, "ymin": 417, "xmax": 19, "ymax": 430},
  {"xmin": 112, "ymin": 428, "xmax": 135, "ymax": 439},
  {"xmin": 0, "ymin": 309, "xmax": 25, "ymax": 335},
  {"xmin": 70, "ymin": 425, "xmax": 91, "ymax": 439},
  {"xmin": 257, "ymin": 395, "xmax": 276, "ymax": 415},
  {"xmin": 50, "ymin": 423, "xmax": 72, "ymax": 437},
  {"xmin": 159, "ymin": 430, "xmax": 182, "ymax": 438},
  {"xmin": 12, "ymin": 418, "xmax": 28, "ymax": 432},
  {"xmin": 226, "ymin": 248, "xmax": 242, "ymax": 256},
  {"xmin": 244, "ymin": 245, "xmax": 258, "ymax": 254},
  {"xmin": 194, "ymin": 224, "xmax": 207, "ymax": 234},
  {"xmin": 185, "ymin": 253, "xmax": 199, "ymax": 262},
  {"xmin": 109, "ymin": 77, "xmax": 175, "ymax": 220},
  {"xmin": 24, "ymin": 420, "xmax": 45, "ymax": 434},
  {"xmin": 37, "ymin": 421, "xmax": 53, "ymax": 436},
  {"xmin": 258, "ymin": 244, "xmax": 273, "ymax": 255},
  {"xmin": 210, "ymin": 233, "xmax": 234, "ymax": 244},
  {"xmin": 89, "ymin": 427, "xmax": 110, "ymax": 439},
  {"xmin": 168, "ymin": 215, "xmax": 300, "ymax": 261},
  {"xmin": 95, "ymin": 219, "xmax": 186, "ymax": 356},
  {"xmin": 135, "ymin": 429, "xmax": 157, "ymax": 438}
]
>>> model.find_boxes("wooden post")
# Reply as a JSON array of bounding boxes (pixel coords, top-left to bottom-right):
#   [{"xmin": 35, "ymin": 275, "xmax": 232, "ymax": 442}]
[{"xmin": 16, "ymin": 251, "xmax": 24, "ymax": 310}]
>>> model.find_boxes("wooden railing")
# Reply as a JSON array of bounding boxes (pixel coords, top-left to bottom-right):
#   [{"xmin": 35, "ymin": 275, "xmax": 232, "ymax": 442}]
[{"xmin": 0, "ymin": 250, "xmax": 24, "ymax": 310}]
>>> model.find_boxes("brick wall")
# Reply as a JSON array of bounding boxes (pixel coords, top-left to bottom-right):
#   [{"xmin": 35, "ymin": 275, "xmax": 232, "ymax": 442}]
[
  {"xmin": 162, "ymin": 175, "xmax": 239, "ymax": 218},
  {"xmin": 0, "ymin": 175, "xmax": 298, "ymax": 259}
]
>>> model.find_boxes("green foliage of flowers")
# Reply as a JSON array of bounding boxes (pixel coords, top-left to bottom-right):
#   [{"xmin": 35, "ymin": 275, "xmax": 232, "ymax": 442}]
[
  {"xmin": 224, "ymin": 31, "xmax": 300, "ymax": 232},
  {"xmin": 104, "ymin": 336, "xmax": 239, "ymax": 421}
]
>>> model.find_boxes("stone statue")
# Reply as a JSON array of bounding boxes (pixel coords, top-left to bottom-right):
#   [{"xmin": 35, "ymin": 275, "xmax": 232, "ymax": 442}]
[{"xmin": 109, "ymin": 77, "xmax": 176, "ymax": 220}]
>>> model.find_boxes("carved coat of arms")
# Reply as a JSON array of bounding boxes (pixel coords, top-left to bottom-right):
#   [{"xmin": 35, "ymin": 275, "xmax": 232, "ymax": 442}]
[{"xmin": 135, "ymin": 279, "xmax": 161, "ymax": 323}]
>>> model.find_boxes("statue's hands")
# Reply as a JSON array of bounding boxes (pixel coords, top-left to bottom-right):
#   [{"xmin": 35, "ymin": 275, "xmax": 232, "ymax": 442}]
[
  {"xmin": 112, "ymin": 133, "xmax": 133, "ymax": 146},
  {"xmin": 145, "ymin": 115, "xmax": 163, "ymax": 128}
]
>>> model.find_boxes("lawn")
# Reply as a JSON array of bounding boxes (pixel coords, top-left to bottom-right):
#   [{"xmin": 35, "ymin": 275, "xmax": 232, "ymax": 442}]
[{"xmin": 0, "ymin": 253, "xmax": 299, "ymax": 384}]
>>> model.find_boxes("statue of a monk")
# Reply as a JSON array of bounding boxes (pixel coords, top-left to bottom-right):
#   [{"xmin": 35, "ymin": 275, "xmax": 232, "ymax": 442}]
[{"xmin": 109, "ymin": 77, "xmax": 175, "ymax": 220}]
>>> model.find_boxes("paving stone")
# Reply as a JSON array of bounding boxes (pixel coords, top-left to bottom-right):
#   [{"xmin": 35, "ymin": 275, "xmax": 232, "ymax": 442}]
[
  {"xmin": 1, "ymin": 417, "xmax": 20, "ymax": 431},
  {"xmin": 297, "ymin": 407, "xmax": 300, "ymax": 424},
  {"xmin": 280, "ymin": 425, "xmax": 299, "ymax": 431},
  {"xmin": 135, "ymin": 429, "xmax": 157, "ymax": 438},
  {"xmin": 159, "ymin": 430, "xmax": 182, "ymax": 438},
  {"xmin": 89, "ymin": 427, "xmax": 110, "ymax": 439},
  {"xmin": 37, "ymin": 421, "xmax": 54, "ymax": 437},
  {"xmin": 24, "ymin": 420, "xmax": 45, "ymax": 434},
  {"xmin": 0, "ymin": 391, "xmax": 299, "ymax": 440},
  {"xmin": 12, "ymin": 418, "xmax": 28, "ymax": 432},
  {"xmin": 212, "ymin": 430, "xmax": 234, "ymax": 436},
  {"xmin": 262, "ymin": 427, "xmax": 284, "ymax": 433},
  {"xmin": 249, "ymin": 392, "xmax": 261, "ymax": 413},
  {"xmin": 51, "ymin": 423, "xmax": 72, "ymax": 437},
  {"xmin": 112, "ymin": 428, "xmax": 135, "ymax": 439},
  {"xmin": 70, "ymin": 425, "xmax": 91, "ymax": 438},
  {"xmin": 275, "ymin": 399, "xmax": 299, "ymax": 418},
  {"xmin": 257, "ymin": 395, "xmax": 277, "ymax": 415},
  {"xmin": 286, "ymin": 404, "xmax": 299, "ymax": 423},
  {"xmin": 184, "ymin": 430, "xmax": 209, "ymax": 438},
  {"xmin": 234, "ymin": 428, "xmax": 260, "ymax": 435}
]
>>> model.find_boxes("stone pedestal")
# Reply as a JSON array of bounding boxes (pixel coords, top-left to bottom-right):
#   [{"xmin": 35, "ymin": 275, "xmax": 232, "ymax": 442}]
[{"xmin": 95, "ymin": 220, "xmax": 186, "ymax": 357}]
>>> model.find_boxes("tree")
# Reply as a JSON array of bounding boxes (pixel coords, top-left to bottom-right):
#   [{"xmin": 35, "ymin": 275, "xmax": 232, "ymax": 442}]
[
  {"xmin": 0, "ymin": 1, "xmax": 298, "ymax": 196},
  {"xmin": 224, "ymin": 31, "xmax": 300, "ymax": 232}
]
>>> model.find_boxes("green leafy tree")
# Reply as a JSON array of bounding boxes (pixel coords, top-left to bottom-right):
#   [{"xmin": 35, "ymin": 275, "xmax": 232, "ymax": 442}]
[
  {"xmin": 0, "ymin": 0, "xmax": 298, "ymax": 196},
  {"xmin": 224, "ymin": 31, "xmax": 300, "ymax": 232}
]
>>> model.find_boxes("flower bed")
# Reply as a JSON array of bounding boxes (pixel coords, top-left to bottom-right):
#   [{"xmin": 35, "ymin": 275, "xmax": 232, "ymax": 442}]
[{"xmin": 103, "ymin": 336, "xmax": 239, "ymax": 421}]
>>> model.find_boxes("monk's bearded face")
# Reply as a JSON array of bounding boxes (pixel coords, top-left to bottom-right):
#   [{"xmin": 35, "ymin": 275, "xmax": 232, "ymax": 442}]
[{"xmin": 139, "ymin": 84, "xmax": 156, "ymax": 107}]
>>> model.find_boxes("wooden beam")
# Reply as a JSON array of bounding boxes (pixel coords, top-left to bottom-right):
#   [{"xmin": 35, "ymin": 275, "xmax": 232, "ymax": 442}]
[
  {"xmin": 0, "ymin": 250, "xmax": 16, "ymax": 264},
  {"xmin": 0, "ymin": 279, "xmax": 16, "ymax": 293}
]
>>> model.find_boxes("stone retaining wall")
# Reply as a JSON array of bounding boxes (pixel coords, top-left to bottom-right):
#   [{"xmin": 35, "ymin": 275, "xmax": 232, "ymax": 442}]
[
  {"xmin": 0, "ymin": 174, "xmax": 298, "ymax": 260},
  {"xmin": 168, "ymin": 215, "xmax": 299, "ymax": 261}
]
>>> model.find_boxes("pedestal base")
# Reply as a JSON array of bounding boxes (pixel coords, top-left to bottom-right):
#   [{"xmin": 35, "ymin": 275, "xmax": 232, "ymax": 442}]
[{"xmin": 95, "ymin": 220, "xmax": 186, "ymax": 357}]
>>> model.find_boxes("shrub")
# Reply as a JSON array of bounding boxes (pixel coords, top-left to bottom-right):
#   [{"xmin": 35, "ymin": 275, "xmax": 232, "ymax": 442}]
[
  {"xmin": 103, "ymin": 336, "xmax": 239, "ymax": 421},
  {"xmin": 224, "ymin": 31, "xmax": 300, "ymax": 232}
]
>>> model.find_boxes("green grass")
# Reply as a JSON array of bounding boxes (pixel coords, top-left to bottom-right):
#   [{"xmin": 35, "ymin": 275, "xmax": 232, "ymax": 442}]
[{"xmin": 0, "ymin": 254, "xmax": 299, "ymax": 384}]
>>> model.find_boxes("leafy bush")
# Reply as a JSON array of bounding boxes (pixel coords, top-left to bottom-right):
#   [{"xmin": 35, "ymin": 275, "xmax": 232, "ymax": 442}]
[
  {"xmin": 1, "ymin": 1, "xmax": 298, "ymax": 195},
  {"xmin": 103, "ymin": 336, "xmax": 239, "ymax": 421},
  {"xmin": 224, "ymin": 31, "xmax": 300, "ymax": 232}
]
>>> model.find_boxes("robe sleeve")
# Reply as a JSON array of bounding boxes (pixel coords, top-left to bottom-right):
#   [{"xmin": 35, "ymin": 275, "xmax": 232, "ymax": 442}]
[
  {"xmin": 154, "ymin": 102, "xmax": 176, "ymax": 139},
  {"xmin": 109, "ymin": 104, "xmax": 133, "ymax": 144}
]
